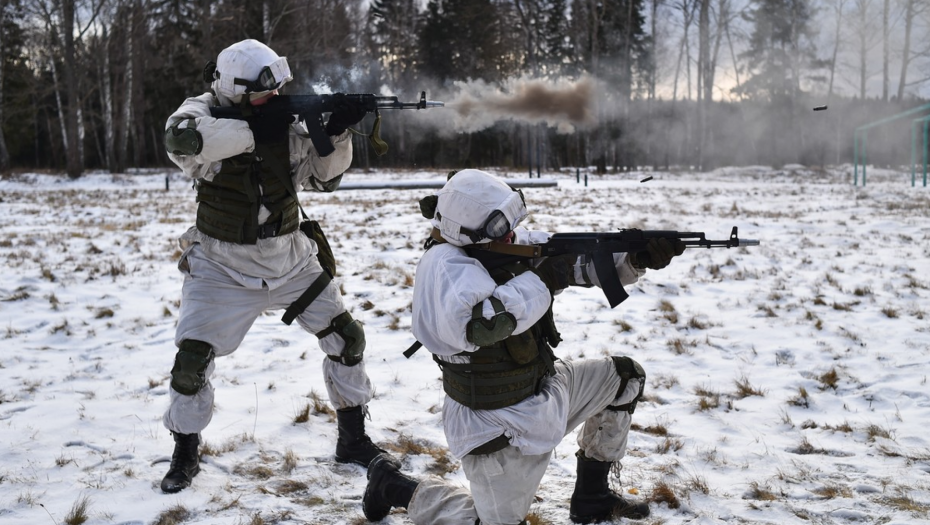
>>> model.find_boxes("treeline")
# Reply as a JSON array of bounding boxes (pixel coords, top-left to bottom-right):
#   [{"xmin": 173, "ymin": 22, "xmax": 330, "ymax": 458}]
[{"xmin": 0, "ymin": 0, "xmax": 928, "ymax": 177}]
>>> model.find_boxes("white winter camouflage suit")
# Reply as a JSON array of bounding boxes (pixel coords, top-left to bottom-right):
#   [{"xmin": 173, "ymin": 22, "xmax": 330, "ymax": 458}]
[
  {"xmin": 162, "ymin": 92, "xmax": 372, "ymax": 435},
  {"xmin": 408, "ymin": 228, "xmax": 646, "ymax": 525}
]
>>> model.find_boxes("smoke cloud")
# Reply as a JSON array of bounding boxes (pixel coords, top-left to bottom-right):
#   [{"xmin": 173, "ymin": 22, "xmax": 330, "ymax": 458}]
[{"xmin": 435, "ymin": 76, "xmax": 598, "ymax": 134}]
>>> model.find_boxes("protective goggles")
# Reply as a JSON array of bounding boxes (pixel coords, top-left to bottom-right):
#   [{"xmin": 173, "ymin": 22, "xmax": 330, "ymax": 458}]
[
  {"xmin": 232, "ymin": 57, "xmax": 292, "ymax": 93},
  {"xmin": 475, "ymin": 210, "xmax": 516, "ymax": 241},
  {"xmin": 462, "ymin": 189, "xmax": 527, "ymax": 243}
]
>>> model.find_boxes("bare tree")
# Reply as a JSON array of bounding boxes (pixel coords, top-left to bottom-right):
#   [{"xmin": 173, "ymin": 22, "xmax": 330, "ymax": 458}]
[
  {"xmin": 851, "ymin": 0, "xmax": 880, "ymax": 99},
  {"xmin": 671, "ymin": 0, "xmax": 697, "ymax": 101},
  {"xmin": 0, "ymin": 0, "xmax": 10, "ymax": 173},
  {"xmin": 825, "ymin": 0, "xmax": 847, "ymax": 98},
  {"xmin": 895, "ymin": 0, "xmax": 915, "ymax": 100}
]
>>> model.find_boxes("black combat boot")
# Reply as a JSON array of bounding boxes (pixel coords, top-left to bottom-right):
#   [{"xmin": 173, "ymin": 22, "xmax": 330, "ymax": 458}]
[
  {"xmin": 363, "ymin": 454, "xmax": 419, "ymax": 521},
  {"xmin": 335, "ymin": 406, "xmax": 392, "ymax": 467},
  {"xmin": 569, "ymin": 451, "xmax": 650, "ymax": 523},
  {"xmin": 160, "ymin": 432, "xmax": 201, "ymax": 493}
]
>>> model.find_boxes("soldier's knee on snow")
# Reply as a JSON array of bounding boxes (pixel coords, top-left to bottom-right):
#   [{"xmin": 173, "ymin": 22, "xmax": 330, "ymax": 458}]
[
  {"xmin": 608, "ymin": 356, "xmax": 646, "ymax": 414},
  {"xmin": 320, "ymin": 311, "xmax": 366, "ymax": 366},
  {"xmin": 170, "ymin": 339, "xmax": 214, "ymax": 396}
]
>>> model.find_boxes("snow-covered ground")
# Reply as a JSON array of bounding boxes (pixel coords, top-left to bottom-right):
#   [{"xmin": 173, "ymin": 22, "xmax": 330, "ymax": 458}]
[{"xmin": 1, "ymin": 166, "xmax": 928, "ymax": 525}]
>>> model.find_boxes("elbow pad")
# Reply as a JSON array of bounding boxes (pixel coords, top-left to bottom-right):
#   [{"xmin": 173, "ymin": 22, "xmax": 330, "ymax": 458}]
[
  {"xmin": 165, "ymin": 119, "xmax": 203, "ymax": 156},
  {"xmin": 306, "ymin": 173, "xmax": 343, "ymax": 193},
  {"xmin": 465, "ymin": 297, "xmax": 517, "ymax": 347}
]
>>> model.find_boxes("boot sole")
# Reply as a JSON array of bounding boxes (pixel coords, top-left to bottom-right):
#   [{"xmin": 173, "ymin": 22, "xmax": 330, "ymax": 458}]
[
  {"xmin": 570, "ymin": 507, "xmax": 649, "ymax": 522},
  {"xmin": 161, "ymin": 465, "xmax": 201, "ymax": 494},
  {"xmin": 362, "ymin": 455, "xmax": 398, "ymax": 521}
]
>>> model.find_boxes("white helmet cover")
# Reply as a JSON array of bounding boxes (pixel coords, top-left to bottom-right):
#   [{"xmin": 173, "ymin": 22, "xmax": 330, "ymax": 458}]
[
  {"xmin": 212, "ymin": 39, "xmax": 292, "ymax": 104},
  {"xmin": 432, "ymin": 169, "xmax": 529, "ymax": 246}
]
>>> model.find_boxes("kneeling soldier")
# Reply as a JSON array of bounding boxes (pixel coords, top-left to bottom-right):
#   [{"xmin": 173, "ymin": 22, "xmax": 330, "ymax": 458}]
[{"xmin": 364, "ymin": 169, "xmax": 685, "ymax": 524}]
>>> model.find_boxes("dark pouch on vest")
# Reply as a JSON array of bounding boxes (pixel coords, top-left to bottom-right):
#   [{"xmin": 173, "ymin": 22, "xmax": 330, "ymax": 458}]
[
  {"xmin": 504, "ymin": 330, "xmax": 539, "ymax": 365},
  {"xmin": 300, "ymin": 220, "xmax": 336, "ymax": 276}
]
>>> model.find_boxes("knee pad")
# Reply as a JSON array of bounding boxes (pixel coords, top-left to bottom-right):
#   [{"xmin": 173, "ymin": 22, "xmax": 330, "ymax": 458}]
[
  {"xmin": 319, "ymin": 311, "xmax": 366, "ymax": 366},
  {"xmin": 608, "ymin": 356, "xmax": 646, "ymax": 414},
  {"xmin": 170, "ymin": 339, "xmax": 214, "ymax": 396}
]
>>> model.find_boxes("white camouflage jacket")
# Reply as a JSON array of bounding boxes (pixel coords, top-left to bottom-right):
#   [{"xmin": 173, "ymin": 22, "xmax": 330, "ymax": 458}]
[
  {"xmin": 411, "ymin": 227, "xmax": 643, "ymax": 458},
  {"xmin": 165, "ymin": 92, "xmax": 352, "ymax": 285}
]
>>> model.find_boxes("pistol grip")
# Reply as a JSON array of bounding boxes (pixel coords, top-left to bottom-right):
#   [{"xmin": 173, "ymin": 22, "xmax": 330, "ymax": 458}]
[{"xmin": 302, "ymin": 109, "xmax": 335, "ymax": 157}]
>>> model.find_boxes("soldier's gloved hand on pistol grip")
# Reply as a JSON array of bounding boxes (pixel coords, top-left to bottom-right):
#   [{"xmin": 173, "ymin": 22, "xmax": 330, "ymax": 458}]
[
  {"xmin": 532, "ymin": 254, "xmax": 576, "ymax": 292},
  {"xmin": 631, "ymin": 238, "xmax": 686, "ymax": 270},
  {"xmin": 325, "ymin": 94, "xmax": 367, "ymax": 136}
]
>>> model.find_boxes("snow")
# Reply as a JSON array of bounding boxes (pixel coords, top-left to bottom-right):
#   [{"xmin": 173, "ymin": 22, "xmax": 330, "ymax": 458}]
[{"xmin": 0, "ymin": 166, "xmax": 928, "ymax": 524}]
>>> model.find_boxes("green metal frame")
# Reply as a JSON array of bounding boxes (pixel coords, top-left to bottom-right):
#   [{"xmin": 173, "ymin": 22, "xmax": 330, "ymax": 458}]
[
  {"xmin": 911, "ymin": 116, "xmax": 930, "ymax": 187},
  {"xmin": 854, "ymin": 102, "xmax": 930, "ymax": 186}
]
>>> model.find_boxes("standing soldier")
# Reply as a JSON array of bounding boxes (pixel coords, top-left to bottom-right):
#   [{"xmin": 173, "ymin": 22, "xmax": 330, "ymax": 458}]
[
  {"xmin": 160, "ymin": 39, "xmax": 390, "ymax": 493},
  {"xmin": 363, "ymin": 169, "xmax": 685, "ymax": 524}
]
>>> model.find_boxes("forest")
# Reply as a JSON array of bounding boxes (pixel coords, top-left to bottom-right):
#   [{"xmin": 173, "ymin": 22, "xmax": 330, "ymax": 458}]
[{"xmin": 0, "ymin": 0, "xmax": 928, "ymax": 177}]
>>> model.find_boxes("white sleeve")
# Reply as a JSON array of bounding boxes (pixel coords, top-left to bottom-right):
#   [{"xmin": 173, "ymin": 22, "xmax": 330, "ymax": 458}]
[
  {"xmin": 412, "ymin": 245, "xmax": 552, "ymax": 356},
  {"xmin": 165, "ymin": 93, "xmax": 255, "ymax": 179},
  {"xmin": 292, "ymin": 126, "xmax": 353, "ymax": 191}
]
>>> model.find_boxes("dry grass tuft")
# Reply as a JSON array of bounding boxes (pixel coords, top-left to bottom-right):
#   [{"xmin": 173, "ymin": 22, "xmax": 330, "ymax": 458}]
[
  {"xmin": 384, "ymin": 434, "xmax": 458, "ymax": 476},
  {"xmin": 524, "ymin": 512, "xmax": 554, "ymax": 525},
  {"xmin": 734, "ymin": 376, "xmax": 766, "ymax": 399},
  {"xmin": 613, "ymin": 319, "xmax": 633, "ymax": 332},
  {"xmin": 818, "ymin": 368, "xmax": 840, "ymax": 390},
  {"xmin": 746, "ymin": 481, "xmax": 779, "ymax": 501},
  {"xmin": 293, "ymin": 403, "xmax": 311, "ymax": 424},
  {"xmin": 814, "ymin": 483, "xmax": 852, "ymax": 499},
  {"xmin": 282, "ymin": 448, "xmax": 299, "ymax": 473},
  {"xmin": 787, "ymin": 386, "xmax": 810, "ymax": 408},
  {"xmin": 152, "ymin": 504, "xmax": 191, "ymax": 525},
  {"xmin": 694, "ymin": 384, "xmax": 721, "ymax": 411},
  {"xmin": 649, "ymin": 481, "xmax": 681, "ymax": 509},
  {"xmin": 63, "ymin": 495, "xmax": 90, "ymax": 525},
  {"xmin": 656, "ymin": 437, "xmax": 684, "ymax": 454},
  {"xmin": 307, "ymin": 390, "xmax": 335, "ymax": 419}
]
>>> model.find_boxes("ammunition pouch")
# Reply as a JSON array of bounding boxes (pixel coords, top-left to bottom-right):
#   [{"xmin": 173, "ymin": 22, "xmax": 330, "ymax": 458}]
[
  {"xmin": 607, "ymin": 356, "xmax": 646, "ymax": 414},
  {"xmin": 300, "ymin": 220, "xmax": 337, "ymax": 276},
  {"xmin": 466, "ymin": 297, "xmax": 516, "ymax": 347},
  {"xmin": 170, "ymin": 339, "xmax": 214, "ymax": 396},
  {"xmin": 165, "ymin": 119, "xmax": 203, "ymax": 156},
  {"xmin": 319, "ymin": 311, "xmax": 366, "ymax": 366}
]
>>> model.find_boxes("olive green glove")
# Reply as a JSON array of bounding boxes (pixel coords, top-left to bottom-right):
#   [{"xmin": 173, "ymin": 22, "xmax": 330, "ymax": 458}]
[{"xmin": 630, "ymin": 238, "xmax": 686, "ymax": 270}]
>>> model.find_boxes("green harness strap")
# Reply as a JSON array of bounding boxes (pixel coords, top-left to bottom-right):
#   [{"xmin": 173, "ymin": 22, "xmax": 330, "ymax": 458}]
[{"xmin": 281, "ymin": 271, "xmax": 333, "ymax": 325}]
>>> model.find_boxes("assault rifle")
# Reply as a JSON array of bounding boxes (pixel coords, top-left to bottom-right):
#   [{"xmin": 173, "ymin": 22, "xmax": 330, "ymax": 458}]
[
  {"xmin": 209, "ymin": 92, "xmax": 444, "ymax": 157},
  {"xmin": 467, "ymin": 226, "xmax": 760, "ymax": 308}
]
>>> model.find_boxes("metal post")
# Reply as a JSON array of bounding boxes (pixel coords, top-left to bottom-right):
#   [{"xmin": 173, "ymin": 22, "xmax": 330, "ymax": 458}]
[
  {"xmin": 912, "ymin": 120, "xmax": 918, "ymax": 187},
  {"xmin": 536, "ymin": 125, "xmax": 541, "ymax": 179},
  {"xmin": 527, "ymin": 126, "xmax": 532, "ymax": 178},
  {"xmin": 854, "ymin": 131, "xmax": 859, "ymax": 186},
  {"xmin": 862, "ymin": 131, "xmax": 868, "ymax": 186},
  {"xmin": 923, "ymin": 120, "xmax": 930, "ymax": 188}
]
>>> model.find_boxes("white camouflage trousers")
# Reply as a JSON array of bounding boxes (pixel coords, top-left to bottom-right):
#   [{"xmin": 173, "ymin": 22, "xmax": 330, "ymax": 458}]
[
  {"xmin": 408, "ymin": 357, "xmax": 642, "ymax": 525},
  {"xmin": 163, "ymin": 245, "xmax": 373, "ymax": 434}
]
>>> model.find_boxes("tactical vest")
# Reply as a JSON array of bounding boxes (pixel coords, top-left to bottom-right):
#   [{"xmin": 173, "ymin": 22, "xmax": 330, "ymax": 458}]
[
  {"xmin": 195, "ymin": 140, "xmax": 299, "ymax": 244},
  {"xmin": 436, "ymin": 257, "xmax": 561, "ymax": 410}
]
